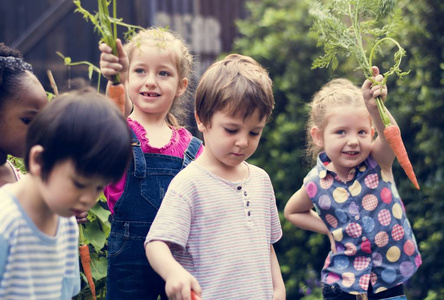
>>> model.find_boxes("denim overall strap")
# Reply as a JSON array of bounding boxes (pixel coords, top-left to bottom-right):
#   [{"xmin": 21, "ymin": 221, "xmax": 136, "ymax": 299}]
[
  {"xmin": 107, "ymin": 132, "xmax": 199, "ymax": 300},
  {"xmin": 130, "ymin": 128, "xmax": 146, "ymax": 179},
  {"xmin": 182, "ymin": 136, "xmax": 202, "ymax": 168}
]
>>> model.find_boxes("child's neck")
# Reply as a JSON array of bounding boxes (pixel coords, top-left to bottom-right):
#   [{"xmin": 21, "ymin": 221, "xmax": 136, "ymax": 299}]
[
  {"xmin": 196, "ymin": 153, "xmax": 249, "ymax": 182},
  {"xmin": 327, "ymin": 162, "xmax": 355, "ymax": 183},
  {"xmin": 10, "ymin": 176, "xmax": 59, "ymax": 236},
  {"xmin": 133, "ymin": 116, "xmax": 173, "ymax": 148},
  {"xmin": 0, "ymin": 161, "xmax": 17, "ymax": 187}
]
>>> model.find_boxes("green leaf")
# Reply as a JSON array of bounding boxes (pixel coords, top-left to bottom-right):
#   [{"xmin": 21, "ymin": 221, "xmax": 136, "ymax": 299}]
[
  {"xmin": 90, "ymin": 252, "xmax": 108, "ymax": 280},
  {"xmin": 89, "ymin": 201, "xmax": 111, "ymax": 223},
  {"xmin": 83, "ymin": 219, "xmax": 107, "ymax": 252}
]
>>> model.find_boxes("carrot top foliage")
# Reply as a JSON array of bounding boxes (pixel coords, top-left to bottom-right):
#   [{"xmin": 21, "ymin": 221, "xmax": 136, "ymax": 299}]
[
  {"xmin": 309, "ymin": 0, "xmax": 408, "ymax": 127},
  {"xmin": 309, "ymin": 0, "xmax": 409, "ymax": 82},
  {"xmin": 73, "ymin": 0, "xmax": 143, "ymax": 84}
]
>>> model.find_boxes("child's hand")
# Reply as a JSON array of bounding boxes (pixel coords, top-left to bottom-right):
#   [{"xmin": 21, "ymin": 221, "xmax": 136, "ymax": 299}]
[
  {"xmin": 99, "ymin": 39, "xmax": 128, "ymax": 83},
  {"xmin": 164, "ymin": 268, "xmax": 201, "ymax": 300},
  {"xmin": 75, "ymin": 211, "xmax": 88, "ymax": 224},
  {"xmin": 328, "ymin": 232, "xmax": 337, "ymax": 254},
  {"xmin": 362, "ymin": 66, "xmax": 388, "ymax": 108}
]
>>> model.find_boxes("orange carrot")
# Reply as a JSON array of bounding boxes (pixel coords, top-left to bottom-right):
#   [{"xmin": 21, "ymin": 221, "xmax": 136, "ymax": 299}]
[
  {"xmin": 108, "ymin": 83, "xmax": 125, "ymax": 115},
  {"xmin": 191, "ymin": 290, "xmax": 202, "ymax": 300},
  {"xmin": 384, "ymin": 125, "xmax": 420, "ymax": 190},
  {"xmin": 79, "ymin": 244, "xmax": 97, "ymax": 300}
]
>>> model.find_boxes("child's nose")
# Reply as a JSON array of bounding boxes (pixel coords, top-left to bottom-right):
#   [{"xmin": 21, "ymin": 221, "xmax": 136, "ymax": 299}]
[
  {"xmin": 347, "ymin": 135, "xmax": 359, "ymax": 145},
  {"xmin": 144, "ymin": 73, "xmax": 157, "ymax": 87},
  {"xmin": 235, "ymin": 135, "xmax": 249, "ymax": 148}
]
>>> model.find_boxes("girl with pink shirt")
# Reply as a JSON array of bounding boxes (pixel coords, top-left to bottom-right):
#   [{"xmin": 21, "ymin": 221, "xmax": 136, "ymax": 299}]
[{"xmin": 99, "ymin": 27, "xmax": 203, "ymax": 299}]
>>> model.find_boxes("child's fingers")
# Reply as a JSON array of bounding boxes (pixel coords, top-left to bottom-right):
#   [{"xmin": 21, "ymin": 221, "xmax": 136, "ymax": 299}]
[
  {"xmin": 371, "ymin": 65, "xmax": 380, "ymax": 77},
  {"xmin": 98, "ymin": 42, "xmax": 112, "ymax": 54}
]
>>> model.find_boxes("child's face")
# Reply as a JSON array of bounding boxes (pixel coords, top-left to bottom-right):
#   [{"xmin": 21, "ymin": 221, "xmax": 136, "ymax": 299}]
[
  {"xmin": 39, "ymin": 159, "xmax": 108, "ymax": 218},
  {"xmin": 0, "ymin": 73, "xmax": 47, "ymax": 158},
  {"xmin": 197, "ymin": 108, "xmax": 266, "ymax": 170},
  {"xmin": 127, "ymin": 42, "xmax": 187, "ymax": 119},
  {"xmin": 315, "ymin": 106, "xmax": 373, "ymax": 177}
]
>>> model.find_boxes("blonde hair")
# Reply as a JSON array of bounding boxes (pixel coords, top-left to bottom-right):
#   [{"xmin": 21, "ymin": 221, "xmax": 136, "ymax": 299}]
[
  {"xmin": 124, "ymin": 27, "xmax": 193, "ymax": 128},
  {"xmin": 306, "ymin": 78, "xmax": 368, "ymax": 162},
  {"xmin": 195, "ymin": 54, "xmax": 274, "ymax": 127}
]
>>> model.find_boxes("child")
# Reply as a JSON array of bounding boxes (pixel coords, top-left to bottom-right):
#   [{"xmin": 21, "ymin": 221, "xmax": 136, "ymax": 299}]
[
  {"xmin": 0, "ymin": 42, "xmax": 47, "ymax": 187},
  {"xmin": 0, "ymin": 88, "xmax": 132, "ymax": 299},
  {"xmin": 145, "ymin": 54, "xmax": 285, "ymax": 300},
  {"xmin": 99, "ymin": 27, "xmax": 203, "ymax": 299},
  {"xmin": 284, "ymin": 67, "xmax": 421, "ymax": 299}
]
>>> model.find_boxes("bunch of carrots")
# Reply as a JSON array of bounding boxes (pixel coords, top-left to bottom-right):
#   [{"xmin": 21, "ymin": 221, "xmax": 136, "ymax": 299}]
[{"xmin": 310, "ymin": 0, "xmax": 420, "ymax": 189}]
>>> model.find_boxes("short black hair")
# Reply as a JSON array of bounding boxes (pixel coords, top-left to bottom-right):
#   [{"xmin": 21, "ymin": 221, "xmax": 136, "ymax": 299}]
[{"xmin": 24, "ymin": 87, "xmax": 132, "ymax": 183}]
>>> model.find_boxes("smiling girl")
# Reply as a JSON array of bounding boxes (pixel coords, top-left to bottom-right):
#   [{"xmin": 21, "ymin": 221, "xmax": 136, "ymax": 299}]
[
  {"xmin": 99, "ymin": 27, "xmax": 203, "ymax": 299},
  {"xmin": 284, "ymin": 68, "xmax": 421, "ymax": 300}
]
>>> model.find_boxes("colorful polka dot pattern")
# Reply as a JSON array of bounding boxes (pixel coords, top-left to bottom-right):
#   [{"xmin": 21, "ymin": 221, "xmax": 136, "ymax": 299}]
[{"xmin": 306, "ymin": 153, "xmax": 421, "ymax": 294}]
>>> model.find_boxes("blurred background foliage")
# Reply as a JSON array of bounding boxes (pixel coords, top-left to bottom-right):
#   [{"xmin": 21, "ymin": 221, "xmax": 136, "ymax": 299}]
[{"xmin": 233, "ymin": 0, "xmax": 444, "ymax": 299}]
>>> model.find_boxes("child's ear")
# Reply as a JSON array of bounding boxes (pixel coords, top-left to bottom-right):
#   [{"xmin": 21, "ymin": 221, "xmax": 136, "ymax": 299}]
[
  {"xmin": 28, "ymin": 145, "xmax": 44, "ymax": 176},
  {"xmin": 311, "ymin": 126, "xmax": 324, "ymax": 147},
  {"xmin": 195, "ymin": 111, "xmax": 206, "ymax": 133},
  {"xmin": 176, "ymin": 77, "xmax": 189, "ymax": 97}
]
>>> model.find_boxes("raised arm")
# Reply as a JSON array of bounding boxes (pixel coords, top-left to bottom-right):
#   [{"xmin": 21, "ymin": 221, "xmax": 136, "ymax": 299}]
[{"xmin": 362, "ymin": 66, "xmax": 396, "ymax": 172}]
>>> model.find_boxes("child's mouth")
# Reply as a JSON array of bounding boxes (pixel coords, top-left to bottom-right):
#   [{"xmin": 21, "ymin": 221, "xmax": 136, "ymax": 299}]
[{"xmin": 141, "ymin": 92, "xmax": 160, "ymax": 97}]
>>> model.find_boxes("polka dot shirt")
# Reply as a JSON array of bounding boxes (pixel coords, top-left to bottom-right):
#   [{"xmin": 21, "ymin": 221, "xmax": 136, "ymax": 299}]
[{"xmin": 304, "ymin": 152, "xmax": 421, "ymax": 294}]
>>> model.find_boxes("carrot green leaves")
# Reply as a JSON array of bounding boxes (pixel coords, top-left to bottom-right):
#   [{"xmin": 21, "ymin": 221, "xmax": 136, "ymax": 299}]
[{"xmin": 73, "ymin": 0, "xmax": 143, "ymax": 84}]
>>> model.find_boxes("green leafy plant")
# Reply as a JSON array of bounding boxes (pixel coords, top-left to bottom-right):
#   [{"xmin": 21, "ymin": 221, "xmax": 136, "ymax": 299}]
[
  {"xmin": 57, "ymin": 51, "xmax": 102, "ymax": 92},
  {"xmin": 73, "ymin": 0, "xmax": 143, "ymax": 84},
  {"xmin": 74, "ymin": 195, "xmax": 111, "ymax": 300},
  {"xmin": 310, "ymin": 0, "xmax": 420, "ymax": 189}
]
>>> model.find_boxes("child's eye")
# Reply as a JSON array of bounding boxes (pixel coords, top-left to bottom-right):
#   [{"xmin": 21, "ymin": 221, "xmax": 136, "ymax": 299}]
[
  {"xmin": 336, "ymin": 130, "xmax": 346, "ymax": 135},
  {"xmin": 135, "ymin": 68, "xmax": 145, "ymax": 74},
  {"xmin": 225, "ymin": 128, "xmax": 238, "ymax": 134},
  {"xmin": 358, "ymin": 130, "xmax": 368, "ymax": 135},
  {"xmin": 73, "ymin": 180, "xmax": 86, "ymax": 189},
  {"xmin": 21, "ymin": 118, "xmax": 32, "ymax": 125},
  {"xmin": 249, "ymin": 131, "xmax": 260, "ymax": 136},
  {"xmin": 159, "ymin": 71, "xmax": 170, "ymax": 77}
]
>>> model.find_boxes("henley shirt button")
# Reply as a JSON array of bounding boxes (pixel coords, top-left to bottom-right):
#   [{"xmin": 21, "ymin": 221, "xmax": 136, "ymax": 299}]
[
  {"xmin": 237, "ymin": 186, "xmax": 242, "ymax": 190},
  {"xmin": 244, "ymin": 191, "xmax": 247, "ymax": 196},
  {"xmin": 355, "ymin": 215, "xmax": 360, "ymax": 220},
  {"xmin": 246, "ymin": 201, "xmax": 250, "ymax": 207},
  {"xmin": 247, "ymin": 211, "xmax": 251, "ymax": 216},
  {"xmin": 362, "ymin": 237, "xmax": 367, "ymax": 241}
]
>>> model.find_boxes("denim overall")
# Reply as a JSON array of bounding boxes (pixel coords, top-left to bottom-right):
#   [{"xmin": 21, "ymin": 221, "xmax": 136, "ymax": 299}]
[{"xmin": 106, "ymin": 129, "xmax": 202, "ymax": 300}]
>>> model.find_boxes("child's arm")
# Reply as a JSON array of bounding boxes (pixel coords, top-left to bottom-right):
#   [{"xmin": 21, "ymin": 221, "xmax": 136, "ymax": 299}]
[
  {"xmin": 284, "ymin": 186, "xmax": 336, "ymax": 253},
  {"xmin": 362, "ymin": 66, "xmax": 396, "ymax": 173},
  {"xmin": 99, "ymin": 39, "xmax": 132, "ymax": 117},
  {"xmin": 146, "ymin": 241, "xmax": 201, "ymax": 300},
  {"xmin": 270, "ymin": 245, "xmax": 286, "ymax": 300}
]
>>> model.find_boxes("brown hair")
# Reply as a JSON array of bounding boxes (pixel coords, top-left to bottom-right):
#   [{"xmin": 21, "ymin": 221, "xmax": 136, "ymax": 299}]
[
  {"xmin": 306, "ymin": 78, "xmax": 369, "ymax": 162},
  {"xmin": 195, "ymin": 54, "xmax": 274, "ymax": 127},
  {"xmin": 124, "ymin": 27, "xmax": 193, "ymax": 128}
]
